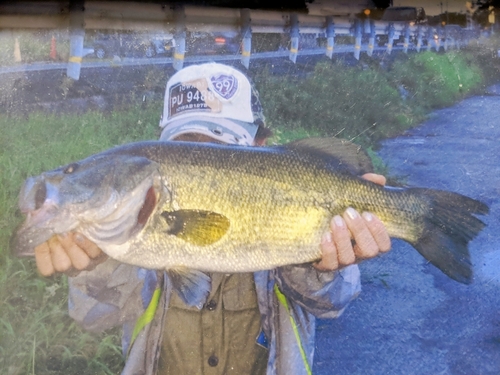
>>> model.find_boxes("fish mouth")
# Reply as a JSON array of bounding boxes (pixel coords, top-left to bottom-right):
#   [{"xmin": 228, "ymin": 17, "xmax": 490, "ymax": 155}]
[
  {"xmin": 12, "ymin": 178, "xmax": 66, "ymax": 257},
  {"xmin": 14, "ymin": 176, "xmax": 160, "ymax": 254},
  {"xmin": 19, "ymin": 176, "xmax": 45, "ymax": 213},
  {"xmin": 18, "ymin": 176, "xmax": 62, "ymax": 227}
]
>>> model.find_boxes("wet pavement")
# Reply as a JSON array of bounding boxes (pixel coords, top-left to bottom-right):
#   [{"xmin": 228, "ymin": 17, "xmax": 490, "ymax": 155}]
[{"xmin": 314, "ymin": 87, "xmax": 500, "ymax": 375}]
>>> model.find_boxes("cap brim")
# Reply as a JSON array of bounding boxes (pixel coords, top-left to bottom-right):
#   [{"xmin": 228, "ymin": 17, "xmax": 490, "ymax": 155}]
[{"xmin": 159, "ymin": 116, "xmax": 259, "ymax": 146}]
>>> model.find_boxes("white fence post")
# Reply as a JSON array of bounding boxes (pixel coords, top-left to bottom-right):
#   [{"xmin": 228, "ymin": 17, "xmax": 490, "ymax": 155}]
[
  {"xmin": 289, "ymin": 13, "xmax": 299, "ymax": 63},
  {"xmin": 354, "ymin": 18, "xmax": 362, "ymax": 60},
  {"xmin": 416, "ymin": 25, "xmax": 423, "ymax": 52},
  {"xmin": 173, "ymin": 5, "xmax": 186, "ymax": 71},
  {"xmin": 427, "ymin": 27, "xmax": 434, "ymax": 51},
  {"xmin": 240, "ymin": 9, "xmax": 252, "ymax": 69},
  {"xmin": 386, "ymin": 23, "xmax": 395, "ymax": 54},
  {"xmin": 367, "ymin": 19, "xmax": 375, "ymax": 57},
  {"xmin": 403, "ymin": 26, "xmax": 410, "ymax": 53},
  {"xmin": 67, "ymin": 0, "xmax": 84, "ymax": 80},
  {"xmin": 325, "ymin": 16, "xmax": 335, "ymax": 59}
]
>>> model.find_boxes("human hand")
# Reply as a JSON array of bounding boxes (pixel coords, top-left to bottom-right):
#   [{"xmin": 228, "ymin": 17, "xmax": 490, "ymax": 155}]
[
  {"xmin": 34, "ymin": 233, "xmax": 107, "ymax": 277},
  {"xmin": 314, "ymin": 173, "xmax": 391, "ymax": 271}
]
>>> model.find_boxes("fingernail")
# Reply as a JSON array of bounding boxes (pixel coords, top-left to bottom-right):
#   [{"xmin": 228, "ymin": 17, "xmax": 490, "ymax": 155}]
[
  {"xmin": 346, "ymin": 207, "xmax": 359, "ymax": 220},
  {"xmin": 333, "ymin": 215, "xmax": 344, "ymax": 228},
  {"xmin": 75, "ymin": 234, "xmax": 84, "ymax": 243},
  {"xmin": 362, "ymin": 212, "xmax": 373, "ymax": 222}
]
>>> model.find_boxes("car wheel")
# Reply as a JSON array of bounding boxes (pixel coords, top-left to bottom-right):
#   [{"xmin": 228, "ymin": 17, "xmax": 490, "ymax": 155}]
[
  {"xmin": 95, "ymin": 46, "xmax": 106, "ymax": 59},
  {"xmin": 144, "ymin": 45, "xmax": 156, "ymax": 58}
]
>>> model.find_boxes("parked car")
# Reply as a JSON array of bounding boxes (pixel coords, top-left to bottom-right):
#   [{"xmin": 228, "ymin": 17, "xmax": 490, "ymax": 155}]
[
  {"xmin": 147, "ymin": 35, "xmax": 175, "ymax": 58},
  {"xmin": 186, "ymin": 31, "xmax": 241, "ymax": 55},
  {"xmin": 381, "ymin": 6, "xmax": 426, "ymax": 25},
  {"xmin": 377, "ymin": 6, "xmax": 427, "ymax": 47},
  {"xmin": 431, "ymin": 24, "xmax": 464, "ymax": 50},
  {"xmin": 93, "ymin": 32, "xmax": 174, "ymax": 59}
]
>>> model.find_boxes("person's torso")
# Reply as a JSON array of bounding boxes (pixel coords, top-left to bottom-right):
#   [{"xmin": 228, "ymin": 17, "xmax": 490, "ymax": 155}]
[{"xmin": 157, "ymin": 272, "xmax": 268, "ymax": 375}]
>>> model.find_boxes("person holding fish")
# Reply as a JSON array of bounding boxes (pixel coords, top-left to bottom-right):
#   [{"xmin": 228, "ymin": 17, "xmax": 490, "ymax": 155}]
[{"xmin": 33, "ymin": 63, "xmax": 391, "ymax": 374}]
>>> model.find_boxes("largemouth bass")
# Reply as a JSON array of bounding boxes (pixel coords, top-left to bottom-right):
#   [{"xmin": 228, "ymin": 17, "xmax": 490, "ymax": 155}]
[{"xmin": 12, "ymin": 138, "xmax": 488, "ymax": 294}]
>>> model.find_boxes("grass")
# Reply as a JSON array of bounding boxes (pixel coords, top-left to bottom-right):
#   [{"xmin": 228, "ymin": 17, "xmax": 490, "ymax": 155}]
[
  {"xmin": 1, "ymin": 41, "xmax": 500, "ymax": 373},
  {"xmin": 253, "ymin": 46, "xmax": 500, "ymax": 149},
  {"xmin": 0, "ymin": 104, "xmax": 160, "ymax": 375},
  {"xmin": 0, "ymin": 30, "xmax": 71, "ymax": 66}
]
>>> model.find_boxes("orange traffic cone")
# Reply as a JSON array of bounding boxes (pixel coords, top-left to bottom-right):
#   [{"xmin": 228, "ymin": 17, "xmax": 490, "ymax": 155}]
[
  {"xmin": 14, "ymin": 37, "xmax": 21, "ymax": 62},
  {"xmin": 50, "ymin": 35, "xmax": 57, "ymax": 60}
]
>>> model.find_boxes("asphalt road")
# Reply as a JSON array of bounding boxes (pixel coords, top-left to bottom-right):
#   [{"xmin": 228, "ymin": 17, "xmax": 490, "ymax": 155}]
[{"xmin": 314, "ymin": 87, "xmax": 500, "ymax": 375}]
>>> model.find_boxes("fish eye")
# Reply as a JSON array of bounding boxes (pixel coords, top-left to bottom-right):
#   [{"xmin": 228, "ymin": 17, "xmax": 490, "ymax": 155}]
[{"xmin": 63, "ymin": 163, "xmax": 78, "ymax": 174}]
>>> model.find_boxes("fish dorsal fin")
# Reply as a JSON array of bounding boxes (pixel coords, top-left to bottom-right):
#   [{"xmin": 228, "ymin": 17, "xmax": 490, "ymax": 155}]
[
  {"xmin": 167, "ymin": 267, "xmax": 211, "ymax": 308},
  {"xmin": 161, "ymin": 210, "xmax": 230, "ymax": 246},
  {"xmin": 284, "ymin": 137, "xmax": 374, "ymax": 175}
]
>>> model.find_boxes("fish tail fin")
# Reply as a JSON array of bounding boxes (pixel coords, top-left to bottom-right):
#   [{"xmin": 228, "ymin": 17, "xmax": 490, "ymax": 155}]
[{"xmin": 408, "ymin": 188, "xmax": 489, "ymax": 284}]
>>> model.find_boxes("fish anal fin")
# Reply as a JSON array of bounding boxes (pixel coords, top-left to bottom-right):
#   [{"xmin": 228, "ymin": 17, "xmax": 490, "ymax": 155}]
[{"xmin": 161, "ymin": 210, "xmax": 230, "ymax": 246}]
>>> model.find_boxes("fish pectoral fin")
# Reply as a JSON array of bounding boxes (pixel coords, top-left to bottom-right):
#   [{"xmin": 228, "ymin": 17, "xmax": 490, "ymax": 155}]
[
  {"xmin": 161, "ymin": 210, "xmax": 230, "ymax": 246},
  {"xmin": 167, "ymin": 268, "xmax": 211, "ymax": 309}
]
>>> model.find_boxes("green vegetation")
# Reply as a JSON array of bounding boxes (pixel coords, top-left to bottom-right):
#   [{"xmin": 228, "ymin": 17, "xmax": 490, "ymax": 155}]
[
  {"xmin": 256, "ymin": 49, "xmax": 499, "ymax": 148},
  {"xmin": 0, "ymin": 31, "xmax": 71, "ymax": 65},
  {"xmin": 1, "ymin": 44, "xmax": 499, "ymax": 374},
  {"xmin": 0, "ymin": 105, "xmax": 160, "ymax": 375}
]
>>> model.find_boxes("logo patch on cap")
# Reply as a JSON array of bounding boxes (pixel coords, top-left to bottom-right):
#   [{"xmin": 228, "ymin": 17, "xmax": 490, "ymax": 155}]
[{"xmin": 210, "ymin": 74, "xmax": 238, "ymax": 100}]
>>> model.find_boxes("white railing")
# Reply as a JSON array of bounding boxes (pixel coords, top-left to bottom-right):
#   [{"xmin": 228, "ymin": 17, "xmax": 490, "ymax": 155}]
[{"xmin": 0, "ymin": 1, "xmax": 482, "ymax": 79}]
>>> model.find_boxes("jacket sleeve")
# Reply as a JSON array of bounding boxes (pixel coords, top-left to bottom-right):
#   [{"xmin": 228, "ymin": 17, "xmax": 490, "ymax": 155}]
[
  {"xmin": 275, "ymin": 264, "xmax": 361, "ymax": 319},
  {"xmin": 68, "ymin": 258, "xmax": 159, "ymax": 332}
]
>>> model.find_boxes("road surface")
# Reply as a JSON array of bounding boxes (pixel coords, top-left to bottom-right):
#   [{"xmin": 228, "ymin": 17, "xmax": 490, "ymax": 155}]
[{"xmin": 314, "ymin": 86, "xmax": 500, "ymax": 375}]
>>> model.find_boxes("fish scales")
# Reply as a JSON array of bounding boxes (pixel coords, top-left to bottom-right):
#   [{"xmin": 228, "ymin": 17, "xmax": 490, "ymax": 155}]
[
  {"xmin": 12, "ymin": 139, "xmax": 488, "ymax": 285},
  {"xmin": 106, "ymin": 142, "xmax": 443, "ymax": 270},
  {"xmin": 140, "ymin": 143, "xmax": 336, "ymax": 271}
]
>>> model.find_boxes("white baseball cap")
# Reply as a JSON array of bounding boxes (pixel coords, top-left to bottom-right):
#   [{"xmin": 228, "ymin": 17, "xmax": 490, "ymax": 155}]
[{"xmin": 159, "ymin": 63, "xmax": 264, "ymax": 146}]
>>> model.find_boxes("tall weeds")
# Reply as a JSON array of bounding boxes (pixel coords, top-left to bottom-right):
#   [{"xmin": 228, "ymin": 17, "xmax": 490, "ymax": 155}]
[
  {"xmin": 254, "ymin": 49, "xmax": 496, "ymax": 148},
  {"xmin": 0, "ymin": 105, "xmax": 160, "ymax": 374}
]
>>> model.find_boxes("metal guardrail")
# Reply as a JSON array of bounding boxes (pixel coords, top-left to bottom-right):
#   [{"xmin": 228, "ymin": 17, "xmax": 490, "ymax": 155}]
[{"xmin": 0, "ymin": 1, "xmax": 481, "ymax": 79}]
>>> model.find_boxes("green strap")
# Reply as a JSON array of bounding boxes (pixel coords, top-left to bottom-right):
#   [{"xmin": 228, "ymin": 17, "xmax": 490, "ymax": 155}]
[
  {"xmin": 274, "ymin": 284, "xmax": 313, "ymax": 375},
  {"xmin": 129, "ymin": 287, "xmax": 162, "ymax": 354}
]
